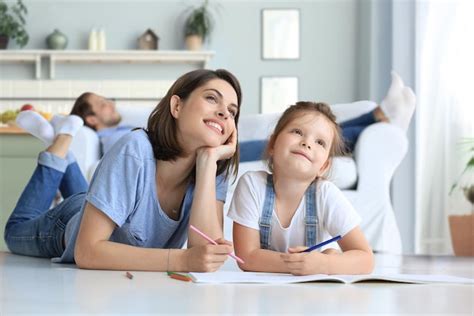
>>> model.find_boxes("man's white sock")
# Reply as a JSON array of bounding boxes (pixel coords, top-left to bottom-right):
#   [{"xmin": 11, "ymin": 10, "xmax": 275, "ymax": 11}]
[
  {"xmin": 16, "ymin": 111, "xmax": 54, "ymax": 145},
  {"xmin": 394, "ymin": 87, "xmax": 416, "ymax": 131},
  {"xmin": 54, "ymin": 115, "xmax": 84, "ymax": 137},
  {"xmin": 380, "ymin": 71, "xmax": 416, "ymax": 131},
  {"xmin": 380, "ymin": 71, "xmax": 405, "ymax": 120}
]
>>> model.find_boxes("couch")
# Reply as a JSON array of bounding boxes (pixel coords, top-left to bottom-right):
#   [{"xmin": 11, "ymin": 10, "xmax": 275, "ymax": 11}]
[{"xmin": 70, "ymin": 100, "xmax": 408, "ymax": 254}]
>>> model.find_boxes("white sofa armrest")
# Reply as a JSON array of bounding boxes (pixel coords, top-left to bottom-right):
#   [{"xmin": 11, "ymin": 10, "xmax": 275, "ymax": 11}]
[
  {"xmin": 348, "ymin": 122, "xmax": 408, "ymax": 253},
  {"xmin": 354, "ymin": 123, "xmax": 408, "ymax": 192}
]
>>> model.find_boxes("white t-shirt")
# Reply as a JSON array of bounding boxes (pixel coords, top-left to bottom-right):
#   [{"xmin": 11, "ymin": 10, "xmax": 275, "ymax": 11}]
[{"xmin": 227, "ymin": 171, "xmax": 361, "ymax": 252}]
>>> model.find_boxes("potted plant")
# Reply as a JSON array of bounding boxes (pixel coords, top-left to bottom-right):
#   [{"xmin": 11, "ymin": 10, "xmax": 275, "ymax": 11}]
[
  {"xmin": 0, "ymin": 0, "xmax": 29, "ymax": 49},
  {"xmin": 183, "ymin": 0, "xmax": 214, "ymax": 51},
  {"xmin": 448, "ymin": 137, "xmax": 474, "ymax": 256}
]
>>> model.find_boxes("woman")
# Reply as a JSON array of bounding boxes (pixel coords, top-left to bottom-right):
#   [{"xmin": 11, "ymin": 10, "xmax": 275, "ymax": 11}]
[{"xmin": 5, "ymin": 69, "xmax": 242, "ymax": 272}]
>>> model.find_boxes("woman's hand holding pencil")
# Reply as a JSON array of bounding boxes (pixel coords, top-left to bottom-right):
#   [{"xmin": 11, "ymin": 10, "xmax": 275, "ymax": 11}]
[
  {"xmin": 182, "ymin": 225, "xmax": 242, "ymax": 272},
  {"xmin": 189, "ymin": 225, "xmax": 245, "ymax": 265},
  {"xmin": 184, "ymin": 240, "xmax": 233, "ymax": 272}
]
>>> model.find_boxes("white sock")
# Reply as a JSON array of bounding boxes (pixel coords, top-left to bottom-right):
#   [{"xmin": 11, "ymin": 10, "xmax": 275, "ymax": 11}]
[
  {"xmin": 394, "ymin": 86, "xmax": 416, "ymax": 131},
  {"xmin": 380, "ymin": 71, "xmax": 405, "ymax": 120},
  {"xmin": 380, "ymin": 71, "xmax": 416, "ymax": 131},
  {"xmin": 16, "ymin": 111, "xmax": 54, "ymax": 145},
  {"xmin": 50, "ymin": 114, "xmax": 65, "ymax": 132},
  {"xmin": 55, "ymin": 115, "xmax": 84, "ymax": 137}
]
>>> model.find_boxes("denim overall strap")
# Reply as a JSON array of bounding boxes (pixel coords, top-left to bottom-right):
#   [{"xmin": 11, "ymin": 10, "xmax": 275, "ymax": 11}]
[
  {"xmin": 304, "ymin": 182, "xmax": 318, "ymax": 246},
  {"xmin": 259, "ymin": 174, "xmax": 274, "ymax": 249}
]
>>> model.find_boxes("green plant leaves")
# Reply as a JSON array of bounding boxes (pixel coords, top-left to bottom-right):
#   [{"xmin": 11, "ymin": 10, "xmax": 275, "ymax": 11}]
[
  {"xmin": 0, "ymin": 0, "xmax": 29, "ymax": 47},
  {"xmin": 450, "ymin": 137, "xmax": 474, "ymax": 195},
  {"xmin": 184, "ymin": 1, "xmax": 213, "ymax": 42}
]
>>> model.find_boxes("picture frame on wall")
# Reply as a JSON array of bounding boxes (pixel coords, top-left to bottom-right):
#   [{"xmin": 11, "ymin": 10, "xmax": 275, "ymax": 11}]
[
  {"xmin": 262, "ymin": 9, "xmax": 300, "ymax": 60},
  {"xmin": 261, "ymin": 76, "xmax": 298, "ymax": 113}
]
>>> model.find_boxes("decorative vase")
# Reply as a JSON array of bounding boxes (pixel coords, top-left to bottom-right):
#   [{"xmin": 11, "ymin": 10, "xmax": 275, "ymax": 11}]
[
  {"xmin": 46, "ymin": 29, "xmax": 68, "ymax": 50},
  {"xmin": 185, "ymin": 35, "xmax": 203, "ymax": 51},
  {"xmin": 0, "ymin": 35, "xmax": 9, "ymax": 49}
]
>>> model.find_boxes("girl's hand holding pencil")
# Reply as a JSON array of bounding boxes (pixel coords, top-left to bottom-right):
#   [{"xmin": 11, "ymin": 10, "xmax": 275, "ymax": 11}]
[
  {"xmin": 281, "ymin": 235, "xmax": 342, "ymax": 276},
  {"xmin": 281, "ymin": 248, "xmax": 330, "ymax": 276}
]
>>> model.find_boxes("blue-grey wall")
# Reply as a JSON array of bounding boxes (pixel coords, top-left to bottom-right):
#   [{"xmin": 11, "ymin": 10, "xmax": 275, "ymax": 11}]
[
  {"xmin": 3, "ymin": 0, "xmax": 360, "ymax": 115},
  {"xmin": 2, "ymin": 0, "xmax": 417, "ymax": 252}
]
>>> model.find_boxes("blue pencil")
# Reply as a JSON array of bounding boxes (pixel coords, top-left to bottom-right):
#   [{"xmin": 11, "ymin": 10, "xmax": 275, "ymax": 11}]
[{"xmin": 301, "ymin": 235, "xmax": 342, "ymax": 253}]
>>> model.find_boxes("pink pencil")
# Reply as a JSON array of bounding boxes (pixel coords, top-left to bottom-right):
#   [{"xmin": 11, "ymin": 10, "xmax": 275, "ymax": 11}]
[{"xmin": 189, "ymin": 224, "xmax": 245, "ymax": 264}]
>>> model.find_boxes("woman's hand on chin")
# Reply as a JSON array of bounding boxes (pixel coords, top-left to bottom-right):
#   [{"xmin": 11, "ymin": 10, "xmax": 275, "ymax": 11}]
[{"xmin": 197, "ymin": 131, "xmax": 237, "ymax": 164}]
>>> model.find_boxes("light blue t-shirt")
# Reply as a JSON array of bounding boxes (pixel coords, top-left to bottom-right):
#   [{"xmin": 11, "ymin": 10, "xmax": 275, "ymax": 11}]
[{"xmin": 54, "ymin": 129, "xmax": 229, "ymax": 263}]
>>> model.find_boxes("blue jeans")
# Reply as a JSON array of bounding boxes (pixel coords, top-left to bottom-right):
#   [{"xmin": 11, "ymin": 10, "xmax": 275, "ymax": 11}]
[
  {"xmin": 340, "ymin": 110, "xmax": 377, "ymax": 152},
  {"xmin": 4, "ymin": 151, "xmax": 88, "ymax": 258},
  {"xmin": 239, "ymin": 110, "xmax": 377, "ymax": 162}
]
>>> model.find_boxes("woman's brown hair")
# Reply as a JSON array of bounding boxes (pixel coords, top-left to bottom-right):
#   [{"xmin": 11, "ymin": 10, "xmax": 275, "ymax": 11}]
[
  {"xmin": 264, "ymin": 101, "xmax": 347, "ymax": 177},
  {"xmin": 146, "ymin": 69, "xmax": 242, "ymax": 179}
]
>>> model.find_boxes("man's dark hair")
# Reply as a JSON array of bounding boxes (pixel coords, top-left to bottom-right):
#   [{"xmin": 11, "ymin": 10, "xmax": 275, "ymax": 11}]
[{"xmin": 70, "ymin": 92, "xmax": 96, "ymax": 130}]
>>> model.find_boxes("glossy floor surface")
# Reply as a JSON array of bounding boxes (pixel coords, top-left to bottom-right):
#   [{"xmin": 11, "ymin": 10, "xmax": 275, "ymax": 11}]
[{"xmin": 1, "ymin": 251, "xmax": 473, "ymax": 315}]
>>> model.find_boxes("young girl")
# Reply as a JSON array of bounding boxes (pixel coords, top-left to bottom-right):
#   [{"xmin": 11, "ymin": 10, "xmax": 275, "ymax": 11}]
[
  {"xmin": 5, "ymin": 69, "xmax": 242, "ymax": 272},
  {"xmin": 228, "ymin": 102, "xmax": 374, "ymax": 275}
]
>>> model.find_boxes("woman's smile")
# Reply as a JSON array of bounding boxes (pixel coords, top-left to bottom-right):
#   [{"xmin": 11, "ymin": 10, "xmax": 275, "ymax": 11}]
[{"xmin": 204, "ymin": 119, "xmax": 224, "ymax": 135}]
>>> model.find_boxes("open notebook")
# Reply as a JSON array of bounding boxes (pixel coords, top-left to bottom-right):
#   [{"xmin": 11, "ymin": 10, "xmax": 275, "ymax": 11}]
[{"xmin": 188, "ymin": 271, "xmax": 474, "ymax": 284}]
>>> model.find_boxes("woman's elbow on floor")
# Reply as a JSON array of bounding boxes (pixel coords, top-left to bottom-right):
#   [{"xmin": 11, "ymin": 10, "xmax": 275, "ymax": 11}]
[{"xmin": 74, "ymin": 244, "xmax": 95, "ymax": 269}]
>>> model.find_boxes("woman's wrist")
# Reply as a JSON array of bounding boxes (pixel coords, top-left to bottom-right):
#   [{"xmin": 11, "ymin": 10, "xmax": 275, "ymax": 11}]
[
  {"xmin": 195, "ymin": 152, "xmax": 219, "ymax": 178},
  {"xmin": 168, "ymin": 248, "xmax": 187, "ymax": 272},
  {"xmin": 196, "ymin": 148, "xmax": 220, "ymax": 167}
]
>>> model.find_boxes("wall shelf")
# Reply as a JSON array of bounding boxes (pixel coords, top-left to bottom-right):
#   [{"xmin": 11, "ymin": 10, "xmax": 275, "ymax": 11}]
[
  {"xmin": 0, "ymin": 50, "xmax": 214, "ymax": 79},
  {"xmin": 0, "ymin": 52, "xmax": 42, "ymax": 79}
]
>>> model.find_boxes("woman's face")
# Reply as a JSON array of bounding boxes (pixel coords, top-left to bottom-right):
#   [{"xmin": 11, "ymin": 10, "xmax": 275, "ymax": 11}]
[{"xmin": 172, "ymin": 79, "xmax": 239, "ymax": 153}]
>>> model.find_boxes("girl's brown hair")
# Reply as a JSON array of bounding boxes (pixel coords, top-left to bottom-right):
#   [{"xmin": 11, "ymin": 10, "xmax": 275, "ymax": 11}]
[
  {"xmin": 264, "ymin": 101, "xmax": 347, "ymax": 176},
  {"xmin": 146, "ymin": 69, "xmax": 242, "ymax": 179}
]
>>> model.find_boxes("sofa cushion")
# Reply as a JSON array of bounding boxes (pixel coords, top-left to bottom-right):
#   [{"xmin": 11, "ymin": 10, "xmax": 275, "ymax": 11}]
[
  {"xmin": 238, "ymin": 140, "xmax": 357, "ymax": 190},
  {"xmin": 328, "ymin": 156, "xmax": 357, "ymax": 189},
  {"xmin": 117, "ymin": 105, "xmax": 153, "ymax": 128}
]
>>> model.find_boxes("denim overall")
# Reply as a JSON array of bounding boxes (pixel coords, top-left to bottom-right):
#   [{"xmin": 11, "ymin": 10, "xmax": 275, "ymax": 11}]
[{"xmin": 258, "ymin": 174, "xmax": 318, "ymax": 250}]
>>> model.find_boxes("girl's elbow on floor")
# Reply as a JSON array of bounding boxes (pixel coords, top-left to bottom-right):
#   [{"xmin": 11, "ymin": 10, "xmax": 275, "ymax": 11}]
[
  {"xmin": 236, "ymin": 252, "xmax": 254, "ymax": 271},
  {"xmin": 363, "ymin": 249, "xmax": 375, "ymax": 274},
  {"xmin": 237, "ymin": 261, "xmax": 251, "ymax": 271}
]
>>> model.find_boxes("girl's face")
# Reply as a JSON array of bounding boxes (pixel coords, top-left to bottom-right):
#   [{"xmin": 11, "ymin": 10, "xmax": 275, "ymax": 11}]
[
  {"xmin": 270, "ymin": 112, "xmax": 334, "ymax": 180},
  {"xmin": 171, "ymin": 79, "xmax": 239, "ymax": 152}
]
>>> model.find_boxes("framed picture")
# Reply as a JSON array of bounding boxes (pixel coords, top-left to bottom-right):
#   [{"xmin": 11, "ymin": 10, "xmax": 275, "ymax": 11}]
[
  {"xmin": 262, "ymin": 9, "xmax": 300, "ymax": 60},
  {"xmin": 261, "ymin": 77, "xmax": 298, "ymax": 113}
]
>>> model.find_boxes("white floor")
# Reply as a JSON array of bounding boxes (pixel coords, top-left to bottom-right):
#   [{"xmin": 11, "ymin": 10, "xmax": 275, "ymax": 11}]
[{"xmin": 1, "ymin": 251, "xmax": 473, "ymax": 314}]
